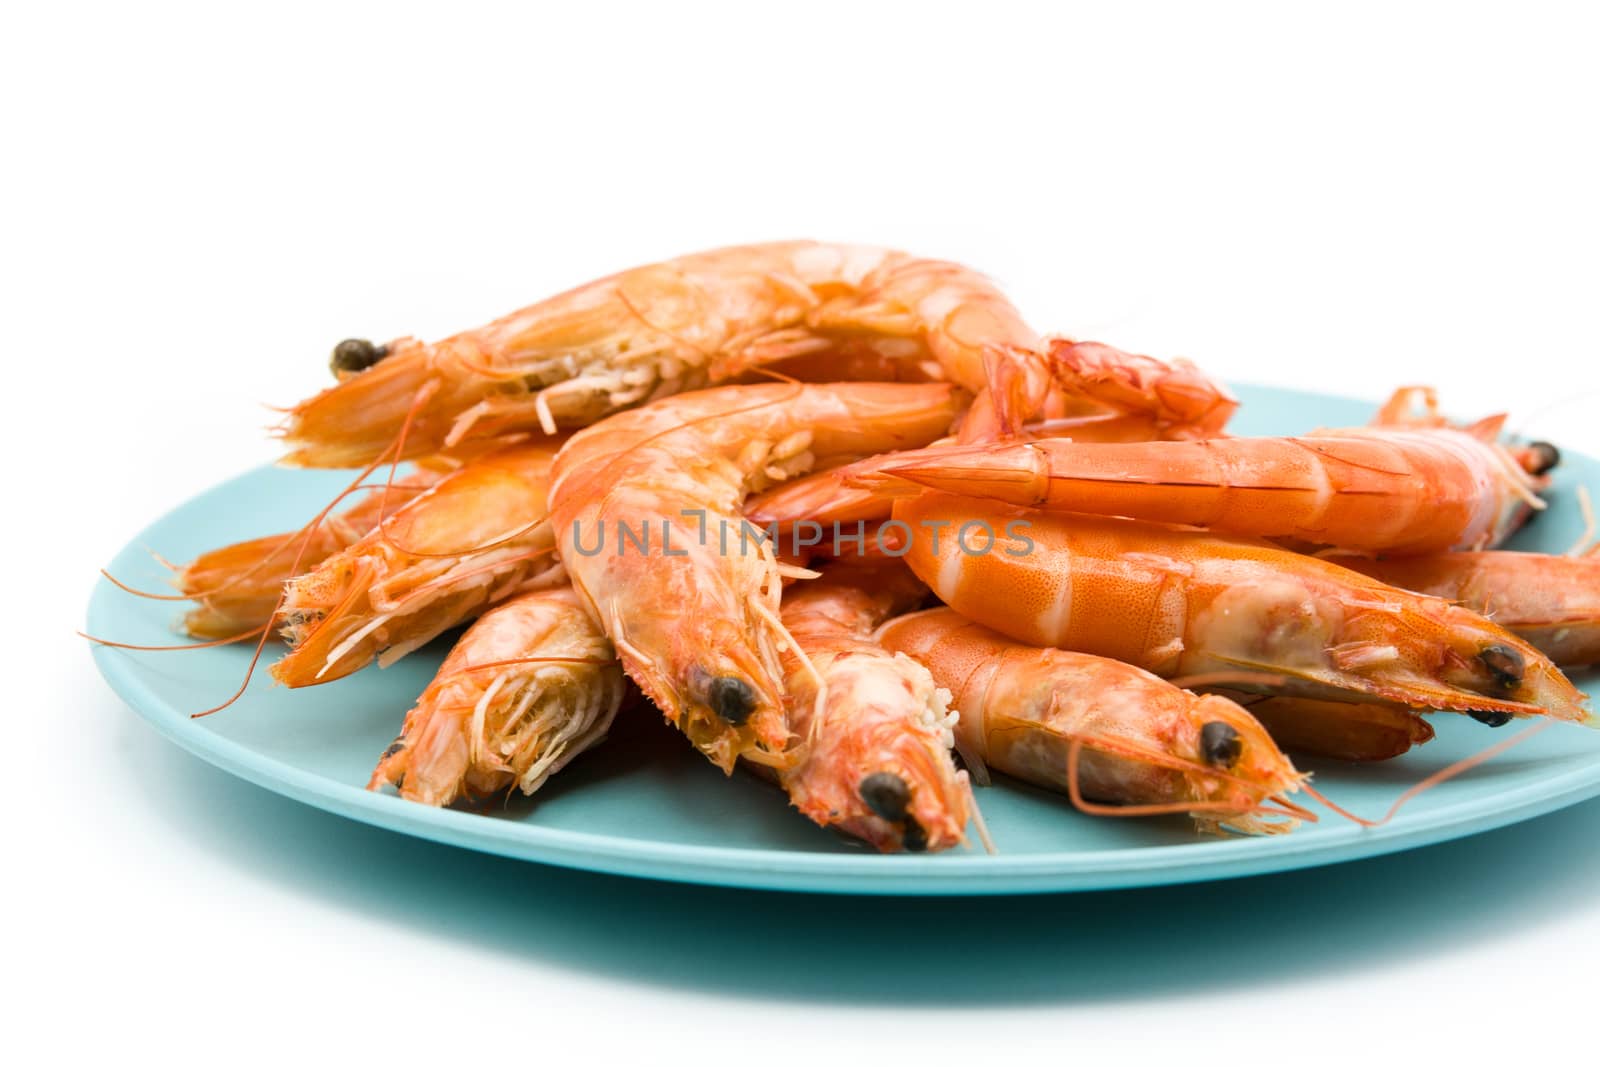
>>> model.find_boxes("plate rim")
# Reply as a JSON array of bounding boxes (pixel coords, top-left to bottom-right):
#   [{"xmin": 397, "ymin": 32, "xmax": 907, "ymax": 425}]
[{"xmin": 87, "ymin": 382, "xmax": 1600, "ymax": 895}]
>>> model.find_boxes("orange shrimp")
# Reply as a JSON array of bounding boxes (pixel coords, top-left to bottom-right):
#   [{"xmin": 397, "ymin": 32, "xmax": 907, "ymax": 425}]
[
  {"xmin": 877, "ymin": 608, "xmax": 1305, "ymax": 834},
  {"xmin": 895, "ymin": 492, "xmax": 1592, "ymax": 725},
  {"xmin": 867, "ymin": 401, "xmax": 1548, "ymax": 555},
  {"xmin": 1330, "ymin": 551, "xmax": 1600, "ymax": 669},
  {"xmin": 279, "ymin": 242, "xmax": 1036, "ymax": 468},
  {"xmin": 774, "ymin": 563, "xmax": 970, "ymax": 852},
  {"xmin": 273, "ymin": 440, "xmax": 565, "ymax": 687},
  {"xmin": 547, "ymin": 382, "xmax": 965, "ymax": 773},
  {"xmin": 369, "ymin": 587, "xmax": 624, "ymax": 806},
  {"xmin": 172, "ymin": 470, "xmax": 444, "ymax": 639}
]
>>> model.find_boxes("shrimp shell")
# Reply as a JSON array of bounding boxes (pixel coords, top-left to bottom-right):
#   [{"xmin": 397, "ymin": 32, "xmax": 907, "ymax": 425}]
[
  {"xmin": 895, "ymin": 493, "xmax": 1592, "ymax": 725},
  {"xmin": 280, "ymin": 242, "xmax": 1034, "ymax": 467},
  {"xmin": 878, "ymin": 607, "xmax": 1304, "ymax": 835}
]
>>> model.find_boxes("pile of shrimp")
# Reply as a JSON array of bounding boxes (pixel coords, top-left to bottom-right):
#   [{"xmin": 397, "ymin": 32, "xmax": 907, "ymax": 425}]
[{"xmin": 95, "ymin": 241, "xmax": 1600, "ymax": 853}]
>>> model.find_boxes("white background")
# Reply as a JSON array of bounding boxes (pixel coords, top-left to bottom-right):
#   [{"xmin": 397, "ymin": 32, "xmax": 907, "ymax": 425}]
[{"xmin": 7, "ymin": 3, "xmax": 1600, "ymax": 1063}]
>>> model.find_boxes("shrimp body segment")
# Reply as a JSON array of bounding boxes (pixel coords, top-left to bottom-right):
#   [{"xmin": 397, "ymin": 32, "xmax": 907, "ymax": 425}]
[
  {"xmin": 281, "ymin": 242, "xmax": 1034, "ymax": 468},
  {"xmin": 549, "ymin": 382, "xmax": 965, "ymax": 772},
  {"xmin": 878, "ymin": 608, "xmax": 1303, "ymax": 834},
  {"xmin": 776, "ymin": 564, "xmax": 969, "ymax": 852},
  {"xmin": 874, "ymin": 426, "xmax": 1542, "ymax": 555},
  {"xmin": 895, "ymin": 493, "xmax": 1592, "ymax": 724},
  {"xmin": 272, "ymin": 441, "xmax": 565, "ymax": 687},
  {"xmin": 1331, "ymin": 552, "xmax": 1600, "ymax": 669},
  {"xmin": 369, "ymin": 588, "xmax": 624, "ymax": 806}
]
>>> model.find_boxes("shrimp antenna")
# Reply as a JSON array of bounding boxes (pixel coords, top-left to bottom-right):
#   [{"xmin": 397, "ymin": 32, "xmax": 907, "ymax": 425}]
[
  {"xmin": 98, "ymin": 570, "xmax": 192, "ymax": 601},
  {"xmin": 101, "ymin": 480, "xmax": 430, "ymax": 603},
  {"xmin": 1064, "ymin": 739, "xmax": 1265, "ymax": 821},
  {"xmin": 79, "ymin": 626, "xmax": 269, "ymax": 651},
  {"xmin": 1567, "ymin": 486, "xmax": 1596, "ymax": 557},
  {"xmin": 387, "ymin": 546, "xmax": 559, "ymax": 612},
  {"xmin": 82, "ymin": 475, "xmax": 406, "ymax": 652},
  {"xmin": 375, "ymin": 488, "xmax": 553, "ymax": 560},
  {"xmin": 440, "ymin": 654, "xmax": 615, "ymax": 681},
  {"xmin": 1300, "ymin": 720, "xmax": 1554, "ymax": 828},
  {"xmin": 749, "ymin": 366, "xmax": 802, "ymax": 386},
  {"xmin": 192, "ymin": 378, "xmax": 443, "ymax": 718},
  {"xmin": 963, "ymin": 776, "xmax": 998, "ymax": 854},
  {"xmin": 588, "ymin": 382, "xmax": 806, "ymax": 489}
]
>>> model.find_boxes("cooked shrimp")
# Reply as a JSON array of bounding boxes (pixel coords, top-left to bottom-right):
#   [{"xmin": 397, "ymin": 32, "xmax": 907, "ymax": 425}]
[
  {"xmin": 895, "ymin": 492, "xmax": 1592, "ymax": 724},
  {"xmin": 280, "ymin": 242, "xmax": 1035, "ymax": 468},
  {"xmin": 774, "ymin": 563, "xmax": 969, "ymax": 852},
  {"xmin": 1330, "ymin": 551, "xmax": 1600, "ymax": 669},
  {"xmin": 173, "ymin": 470, "xmax": 443, "ymax": 639},
  {"xmin": 548, "ymin": 382, "xmax": 965, "ymax": 772},
  {"xmin": 877, "ymin": 607, "xmax": 1304, "ymax": 834},
  {"xmin": 273, "ymin": 440, "xmax": 565, "ymax": 686},
  {"xmin": 869, "ymin": 407, "xmax": 1547, "ymax": 555},
  {"xmin": 369, "ymin": 587, "xmax": 624, "ymax": 806}
]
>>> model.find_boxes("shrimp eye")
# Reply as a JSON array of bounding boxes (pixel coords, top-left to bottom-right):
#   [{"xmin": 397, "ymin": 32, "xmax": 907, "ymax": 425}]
[
  {"xmin": 1479, "ymin": 645, "xmax": 1524, "ymax": 690},
  {"xmin": 1526, "ymin": 440, "xmax": 1561, "ymax": 475},
  {"xmin": 1200, "ymin": 721, "xmax": 1243, "ymax": 768},
  {"xmin": 707, "ymin": 676, "xmax": 757, "ymax": 725},
  {"xmin": 859, "ymin": 772, "xmax": 911, "ymax": 822},
  {"xmin": 1470, "ymin": 710, "xmax": 1515, "ymax": 728},
  {"xmin": 380, "ymin": 739, "xmax": 405, "ymax": 759},
  {"xmin": 330, "ymin": 338, "xmax": 389, "ymax": 376},
  {"xmin": 901, "ymin": 816, "xmax": 929, "ymax": 853}
]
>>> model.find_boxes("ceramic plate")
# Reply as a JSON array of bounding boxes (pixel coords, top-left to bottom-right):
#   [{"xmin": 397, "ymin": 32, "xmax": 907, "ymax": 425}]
[{"xmin": 88, "ymin": 385, "xmax": 1600, "ymax": 894}]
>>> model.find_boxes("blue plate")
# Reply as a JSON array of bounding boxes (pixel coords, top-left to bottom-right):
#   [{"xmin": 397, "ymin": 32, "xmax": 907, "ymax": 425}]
[{"xmin": 87, "ymin": 385, "xmax": 1600, "ymax": 894}]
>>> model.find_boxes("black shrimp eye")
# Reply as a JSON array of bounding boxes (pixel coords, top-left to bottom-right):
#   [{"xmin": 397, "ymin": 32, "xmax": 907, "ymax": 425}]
[
  {"xmin": 900, "ymin": 816, "xmax": 929, "ymax": 853},
  {"xmin": 380, "ymin": 740, "xmax": 405, "ymax": 760},
  {"xmin": 706, "ymin": 676, "xmax": 757, "ymax": 725},
  {"xmin": 1470, "ymin": 710, "xmax": 1515, "ymax": 728},
  {"xmin": 859, "ymin": 772, "xmax": 911, "ymax": 822},
  {"xmin": 1479, "ymin": 645, "xmax": 1525, "ymax": 690},
  {"xmin": 1526, "ymin": 441, "xmax": 1561, "ymax": 476},
  {"xmin": 330, "ymin": 338, "xmax": 389, "ymax": 376},
  {"xmin": 1200, "ymin": 721, "xmax": 1243, "ymax": 768}
]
